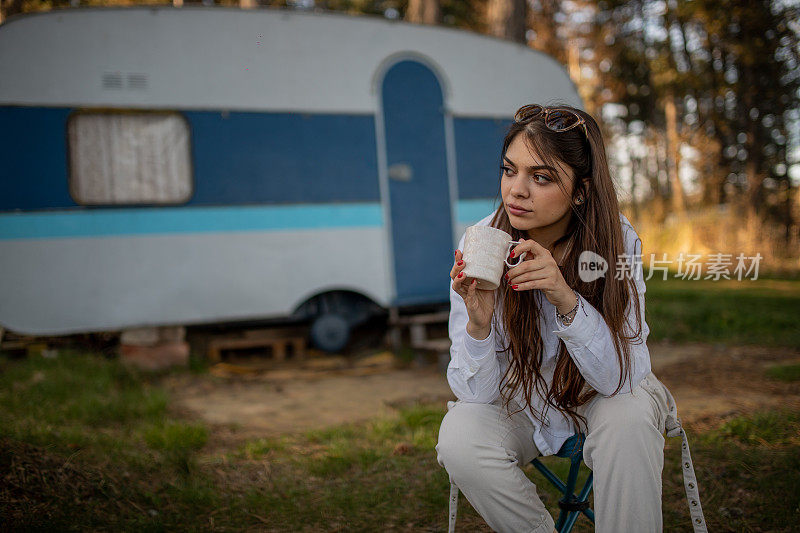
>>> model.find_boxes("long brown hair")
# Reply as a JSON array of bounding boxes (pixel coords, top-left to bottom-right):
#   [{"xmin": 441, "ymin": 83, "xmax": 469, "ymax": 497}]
[{"xmin": 490, "ymin": 102, "xmax": 644, "ymax": 432}]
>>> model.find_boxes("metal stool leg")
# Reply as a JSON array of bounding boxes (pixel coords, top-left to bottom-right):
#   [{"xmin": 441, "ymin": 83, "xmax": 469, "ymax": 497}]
[{"xmin": 531, "ymin": 454, "xmax": 594, "ymax": 533}]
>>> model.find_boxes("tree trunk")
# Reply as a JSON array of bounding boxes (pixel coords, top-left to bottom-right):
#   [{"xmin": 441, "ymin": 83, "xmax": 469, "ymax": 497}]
[
  {"xmin": 486, "ymin": 0, "xmax": 526, "ymax": 44},
  {"xmin": 664, "ymin": 93, "xmax": 686, "ymax": 214},
  {"xmin": 781, "ymin": 180, "xmax": 795, "ymax": 246},
  {"xmin": 630, "ymin": 154, "xmax": 641, "ymax": 221},
  {"xmin": 0, "ymin": 0, "xmax": 25, "ymax": 25},
  {"xmin": 646, "ymin": 129, "xmax": 668, "ymax": 223},
  {"xmin": 744, "ymin": 151, "xmax": 763, "ymax": 222},
  {"xmin": 528, "ymin": 0, "xmax": 562, "ymax": 59},
  {"xmin": 405, "ymin": 0, "xmax": 441, "ymax": 24}
]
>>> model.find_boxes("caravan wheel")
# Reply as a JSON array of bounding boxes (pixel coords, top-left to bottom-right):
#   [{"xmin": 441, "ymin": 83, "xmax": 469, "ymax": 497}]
[{"xmin": 310, "ymin": 313, "xmax": 350, "ymax": 353}]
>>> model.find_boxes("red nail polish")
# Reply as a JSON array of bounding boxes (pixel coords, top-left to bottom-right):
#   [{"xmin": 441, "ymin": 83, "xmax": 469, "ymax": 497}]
[
  {"xmin": 509, "ymin": 251, "xmax": 515, "ymax": 258},
  {"xmin": 512, "ymin": 284, "xmax": 518, "ymax": 289},
  {"xmin": 457, "ymin": 260, "xmax": 463, "ymax": 266},
  {"xmin": 504, "ymin": 273, "xmax": 509, "ymax": 280},
  {"xmin": 458, "ymin": 272, "xmax": 463, "ymax": 278}
]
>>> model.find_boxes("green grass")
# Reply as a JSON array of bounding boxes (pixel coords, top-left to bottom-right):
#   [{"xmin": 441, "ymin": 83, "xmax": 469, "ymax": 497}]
[
  {"xmin": 0, "ymin": 349, "xmax": 170, "ymax": 462},
  {"xmin": 2, "ymin": 348, "xmax": 799, "ymax": 531},
  {"xmin": 707, "ymin": 410, "xmax": 800, "ymax": 446},
  {"xmin": 644, "ymin": 275, "xmax": 800, "ymax": 346},
  {"xmin": 143, "ymin": 420, "xmax": 209, "ymax": 474},
  {"xmin": 765, "ymin": 362, "xmax": 800, "ymax": 382}
]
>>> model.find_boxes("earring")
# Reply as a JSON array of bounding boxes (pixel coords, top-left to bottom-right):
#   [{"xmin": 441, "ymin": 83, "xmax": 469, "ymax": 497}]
[{"xmin": 576, "ymin": 196, "xmax": 583, "ymax": 204}]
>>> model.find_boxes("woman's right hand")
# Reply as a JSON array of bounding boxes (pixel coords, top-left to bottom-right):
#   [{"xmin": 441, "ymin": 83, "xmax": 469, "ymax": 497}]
[{"xmin": 451, "ymin": 249, "xmax": 496, "ymax": 340}]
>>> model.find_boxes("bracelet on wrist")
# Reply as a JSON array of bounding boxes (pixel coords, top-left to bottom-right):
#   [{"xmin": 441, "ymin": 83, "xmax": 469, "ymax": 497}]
[{"xmin": 556, "ymin": 290, "xmax": 581, "ymax": 326}]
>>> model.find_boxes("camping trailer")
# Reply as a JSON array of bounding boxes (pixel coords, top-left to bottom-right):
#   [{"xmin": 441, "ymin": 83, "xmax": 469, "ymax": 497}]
[{"xmin": 0, "ymin": 6, "xmax": 582, "ymax": 349}]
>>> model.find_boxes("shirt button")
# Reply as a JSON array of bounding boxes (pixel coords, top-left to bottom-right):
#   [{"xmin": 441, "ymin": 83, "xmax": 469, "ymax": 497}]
[{"xmin": 469, "ymin": 365, "xmax": 477, "ymax": 373}]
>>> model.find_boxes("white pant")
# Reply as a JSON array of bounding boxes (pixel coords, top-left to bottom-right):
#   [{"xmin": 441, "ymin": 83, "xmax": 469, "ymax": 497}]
[{"xmin": 435, "ymin": 372, "xmax": 672, "ymax": 533}]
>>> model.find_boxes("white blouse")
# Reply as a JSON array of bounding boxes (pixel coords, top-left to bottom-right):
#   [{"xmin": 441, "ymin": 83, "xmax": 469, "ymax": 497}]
[{"xmin": 446, "ymin": 211, "xmax": 652, "ymax": 456}]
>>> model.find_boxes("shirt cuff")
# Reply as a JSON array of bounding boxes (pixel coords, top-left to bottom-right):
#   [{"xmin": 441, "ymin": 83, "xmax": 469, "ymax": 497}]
[
  {"xmin": 463, "ymin": 323, "xmax": 495, "ymax": 361},
  {"xmin": 552, "ymin": 292, "xmax": 600, "ymax": 346}
]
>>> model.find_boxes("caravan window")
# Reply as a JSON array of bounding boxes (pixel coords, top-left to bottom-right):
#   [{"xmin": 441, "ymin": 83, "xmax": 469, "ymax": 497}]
[{"xmin": 67, "ymin": 111, "xmax": 193, "ymax": 205}]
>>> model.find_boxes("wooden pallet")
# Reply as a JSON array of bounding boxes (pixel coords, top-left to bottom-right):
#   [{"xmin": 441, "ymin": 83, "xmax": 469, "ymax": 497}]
[
  {"xmin": 388, "ymin": 310, "xmax": 451, "ymax": 353},
  {"xmin": 0, "ymin": 329, "xmax": 51, "ymax": 355},
  {"xmin": 207, "ymin": 327, "xmax": 307, "ymax": 363}
]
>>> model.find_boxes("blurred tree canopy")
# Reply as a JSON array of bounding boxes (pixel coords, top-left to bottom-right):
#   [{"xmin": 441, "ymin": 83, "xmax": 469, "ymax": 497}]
[{"xmin": 1, "ymin": 0, "xmax": 798, "ymax": 244}]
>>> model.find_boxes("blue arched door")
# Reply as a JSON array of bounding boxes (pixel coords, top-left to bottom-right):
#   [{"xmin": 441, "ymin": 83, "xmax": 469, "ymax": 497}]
[{"xmin": 381, "ymin": 60, "xmax": 454, "ymax": 306}]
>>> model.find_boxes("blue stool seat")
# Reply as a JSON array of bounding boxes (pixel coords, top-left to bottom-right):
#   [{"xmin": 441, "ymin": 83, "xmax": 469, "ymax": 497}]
[{"xmin": 530, "ymin": 433, "xmax": 594, "ymax": 533}]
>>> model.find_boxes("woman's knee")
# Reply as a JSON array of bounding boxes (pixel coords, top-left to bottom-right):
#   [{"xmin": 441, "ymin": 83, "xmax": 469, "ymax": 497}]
[
  {"xmin": 436, "ymin": 401, "xmax": 508, "ymax": 479},
  {"xmin": 437, "ymin": 402, "xmax": 484, "ymax": 466},
  {"xmin": 586, "ymin": 389, "xmax": 662, "ymax": 436},
  {"xmin": 582, "ymin": 391, "xmax": 665, "ymax": 470}
]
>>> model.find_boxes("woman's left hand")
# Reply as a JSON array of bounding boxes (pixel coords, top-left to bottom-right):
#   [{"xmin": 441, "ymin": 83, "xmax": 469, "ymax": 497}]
[{"xmin": 506, "ymin": 239, "xmax": 577, "ymax": 313}]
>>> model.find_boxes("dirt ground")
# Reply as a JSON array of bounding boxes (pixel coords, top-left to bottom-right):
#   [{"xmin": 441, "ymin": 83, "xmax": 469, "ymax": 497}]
[{"xmin": 158, "ymin": 341, "xmax": 800, "ymax": 450}]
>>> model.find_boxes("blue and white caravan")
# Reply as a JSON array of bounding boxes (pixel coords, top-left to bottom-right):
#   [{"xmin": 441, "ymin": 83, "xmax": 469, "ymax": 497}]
[{"xmin": 0, "ymin": 6, "xmax": 582, "ymax": 349}]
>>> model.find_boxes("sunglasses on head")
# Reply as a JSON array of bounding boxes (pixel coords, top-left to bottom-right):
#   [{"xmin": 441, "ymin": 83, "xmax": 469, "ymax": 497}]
[{"xmin": 514, "ymin": 104, "xmax": 588, "ymax": 138}]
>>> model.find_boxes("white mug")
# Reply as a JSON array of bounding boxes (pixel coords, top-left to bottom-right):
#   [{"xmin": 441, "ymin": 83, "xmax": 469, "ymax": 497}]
[{"xmin": 461, "ymin": 225, "xmax": 528, "ymax": 290}]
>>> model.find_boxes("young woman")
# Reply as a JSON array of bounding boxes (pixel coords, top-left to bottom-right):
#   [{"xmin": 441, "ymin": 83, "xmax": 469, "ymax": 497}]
[{"xmin": 435, "ymin": 103, "xmax": 674, "ymax": 533}]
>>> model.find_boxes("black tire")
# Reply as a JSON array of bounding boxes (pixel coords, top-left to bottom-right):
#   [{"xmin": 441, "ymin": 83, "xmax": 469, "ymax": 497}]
[{"xmin": 310, "ymin": 313, "xmax": 351, "ymax": 353}]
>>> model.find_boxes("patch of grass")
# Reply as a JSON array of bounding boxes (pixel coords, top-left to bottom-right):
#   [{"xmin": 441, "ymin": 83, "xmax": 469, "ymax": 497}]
[
  {"xmin": 399, "ymin": 403, "xmax": 445, "ymax": 431},
  {"xmin": 765, "ymin": 362, "xmax": 800, "ymax": 382},
  {"xmin": 305, "ymin": 424, "xmax": 361, "ymax": 443},
  {"xmin": 663, "ymin": 422, "xmax": 800, "ymax": 532},
  {"xmin": 0, "ymin": 349, "xmax": 225, "ymax": 529},
  {"xmin": 144, "ymin": 421, "xmax": 208, "ymax": 452},
  {"xmin": 706, "ymin": 410, "xmax": 800, "ymax": 446},
  {"xmin": 143, "ymin": 420, "xmax": 209, "ymax": 474},
  {"xmin": 187, "ymin": 350, "xmax": 211, "ymax": 374},
  {"xmin": 239, "ymin": 435, "xmax": 290, "ymax": 457},
  {"xmin": 394, "ymin": 346, "xmax": 417, "ymax": 367},
  {"xmin": 160, "ymin": 475, "xmax": 220, "ymax": 508},
  {"xmin": 645, "ymin": 276, "xmax": 800, "ymax": 346},
  {"xmin": 0, "ymin": 349, "xmax": 169, "ymax": 459},
  {"xmin": 223, "ymin": 401, "xmax": 456, "ymax": 529},
  {"xmin": 3, "ymin": 349, "xmax": 800, "ymax": 531},
  {"xmin": 307, "ymin": 445, "xmax": 384, "ymax": 477}
]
